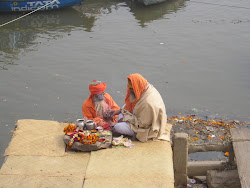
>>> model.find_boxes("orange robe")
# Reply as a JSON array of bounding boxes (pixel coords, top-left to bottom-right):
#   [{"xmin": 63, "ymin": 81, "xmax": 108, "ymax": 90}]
[{"xmin": 82, "ymin": 93, "xmax": 120, "ymax": 124}]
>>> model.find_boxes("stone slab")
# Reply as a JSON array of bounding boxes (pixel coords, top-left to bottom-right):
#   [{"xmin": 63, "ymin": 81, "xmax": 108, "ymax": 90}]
[
  {"xmin": 84, "ymin": 141, "xmax": 174, "ymax": 188},
  {"xmin": 230, "ymin": 128, "xmax": 250, "ymax": 141},
  {"xmin": 231, "ymin": 141, "xmax": 250, "ymax": 188},
  {"xmin": 4, "ymin": 119, "xmax": 66, "ymax": 157},
  {"xmin": 188, "ymin": 161, "xmax": 225, "ymax": 177},
  {"xmin": 231, "ymin": 128, "xmax": 250, "ymax": 188},
  {"xmin": 0, "ymin": 152, "xmax": 90, "ymax": 177},
  {"xmin": 0, "ymin": 174, "xmax": 83, "ymax": 188},
  {"xmin": 206, "ymin": 170, "xmax": 240, "ymax": 188}
]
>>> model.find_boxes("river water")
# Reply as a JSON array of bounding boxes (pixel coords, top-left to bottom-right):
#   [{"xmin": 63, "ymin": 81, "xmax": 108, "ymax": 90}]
[{"xmin": 0, "ymin": 0, "xmax": 250, "ymax": 166}]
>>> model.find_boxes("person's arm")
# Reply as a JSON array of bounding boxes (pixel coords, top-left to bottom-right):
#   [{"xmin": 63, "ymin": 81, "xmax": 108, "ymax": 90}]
[
  {"xmin": 82, "ymin": 102, "xmax": 96, "ymax": 120},
  {"xmin": 121, "ymin": 104, "xmax": 154, "ymax": 129},
  {"xmin": 109, "ymin": 98, "xmax": 120, "ymax": 111},
  {"xmin": 105, "ymin": 94, "xmax": 120, "ymax": 121},
  {"xmin": 82, "ymin": 108, "xmax": 93, "ymax": 120},
  {"xmin": 109, "ymin": 109, "xmax": 121, "ymax": 117}
]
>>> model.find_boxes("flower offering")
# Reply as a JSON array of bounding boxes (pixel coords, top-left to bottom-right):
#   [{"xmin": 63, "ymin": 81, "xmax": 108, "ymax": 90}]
[{"xmin": 63, "ymin": 124, "xmax": 112, "ymax": 148}]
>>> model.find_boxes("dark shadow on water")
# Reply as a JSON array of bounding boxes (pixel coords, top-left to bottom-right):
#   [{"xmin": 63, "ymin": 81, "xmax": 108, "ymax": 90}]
[
  {"xmin": 0, "ymin": 0, "xmax": 187, "ymax": 70},
  {"xmin": 128, "ymin": 0, "xmax": 186, "ymax": 27},
  {"xmin": 0, "ymin": 7, "xmax": 96, "ymax": 70},
  {"xmin": 74, "ymin": 0, "xmax": 186, "ymax": 27},
  {"xmin": 73, "ymin": 0, "xmax": 125, "ymax": 15},
  {"xmin": 0, "ymin": 7, "xmax": 95, "ymax": 31}
]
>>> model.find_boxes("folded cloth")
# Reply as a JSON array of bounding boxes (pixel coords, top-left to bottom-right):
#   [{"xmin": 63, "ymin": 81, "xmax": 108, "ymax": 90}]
[{"xmin": 112, "ymin": 135, "xmax": 135, "ymax": 148}]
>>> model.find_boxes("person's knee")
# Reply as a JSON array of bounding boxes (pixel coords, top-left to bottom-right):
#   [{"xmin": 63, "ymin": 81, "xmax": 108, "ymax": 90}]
[
  {"xmin": 113, "ymin": 123, "xmax": 135, "ymax": 137},
  {"xmin": 113, "ymin": 123, "xmax": 123, "ymax": 133}
]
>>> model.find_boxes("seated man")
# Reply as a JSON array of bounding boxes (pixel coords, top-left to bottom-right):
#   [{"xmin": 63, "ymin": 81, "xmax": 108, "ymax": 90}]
[
  {"xmin": 82, "ymin": 80, "xmax": 120, "ymax": 126},
  {"xmin": 109, "ymin": 73, "xmax": 170, "ymax": 142}
]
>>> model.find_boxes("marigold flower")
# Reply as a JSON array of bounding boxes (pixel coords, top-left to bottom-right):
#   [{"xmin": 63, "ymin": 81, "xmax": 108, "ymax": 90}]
[
  {"xmin": 69, "ymin": 141, "xmax": 72, "ymax": 146},
  {"xmin": 219, "ymin": 136, "xmax": 225, "ymax": 140}
]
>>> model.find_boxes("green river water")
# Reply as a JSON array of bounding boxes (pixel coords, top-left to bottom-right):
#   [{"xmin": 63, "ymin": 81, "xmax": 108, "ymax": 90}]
[{"xmin": 0, "ymin": 0, "xmax": 250, "ymax": 166}]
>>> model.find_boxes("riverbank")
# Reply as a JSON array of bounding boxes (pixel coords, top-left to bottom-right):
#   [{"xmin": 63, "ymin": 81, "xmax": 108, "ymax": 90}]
[
  {"xmin": 168, "ymin": 115, "xmax": 249, "ymax": 188},
  {"xmin": 1, "ymin": 118, "xmax": 247, "ymax": 187},
  {"xmin": 169, "ymin": 114, "xmax": 249, "ymax": 145}
]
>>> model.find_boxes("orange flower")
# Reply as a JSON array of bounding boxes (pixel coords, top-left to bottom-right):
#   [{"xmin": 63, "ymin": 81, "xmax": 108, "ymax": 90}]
[
  {"xmin": 219, "ymin": 136, "xmax": 225, "ymax": 140},
  {"xmin": 189, "ymin": 136, "xmax": 198, "ymax": 141},
  {"xmin": 224, "ymin": 152, "xmax": 229, "ymax": 156},
  {"xmin": 63, "ymin": 124, "xmax": 76, "ymax": 134}
]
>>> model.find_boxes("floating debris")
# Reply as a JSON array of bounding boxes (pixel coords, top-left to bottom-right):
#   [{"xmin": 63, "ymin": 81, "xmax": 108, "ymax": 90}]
[
  {"xmin": 224, "ymin": 152, "xmax": 229, "ymax": 156},
  {"xmin": 168, "ymin": 115, "xmax": 248, "ymax": 144}
]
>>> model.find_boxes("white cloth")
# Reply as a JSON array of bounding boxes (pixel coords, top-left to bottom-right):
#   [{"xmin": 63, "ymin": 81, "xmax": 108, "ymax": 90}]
[
  {"xmin": 113, "ymin": 114, "xmax": 135, "ymax": 136},
  {"xmin": 113, "ymin": 122, "xmax": 135, "ymax": 137},
  {"xmin": 122, "ymin": 84, "xmax": 169, "ymax": 142}
]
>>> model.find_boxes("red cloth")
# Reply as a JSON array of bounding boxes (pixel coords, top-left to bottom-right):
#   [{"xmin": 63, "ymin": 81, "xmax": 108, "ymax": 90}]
[
  {"xmin": 89, "ymin": 82, "xmax": 106, "ymax": 95},
  {"xmin": 125, "ymin": 73, "xmax": 148, "ymax": 113},
  {"xmin": 102, "ymin": 123, "xmax": 111, "ymax": 130}
]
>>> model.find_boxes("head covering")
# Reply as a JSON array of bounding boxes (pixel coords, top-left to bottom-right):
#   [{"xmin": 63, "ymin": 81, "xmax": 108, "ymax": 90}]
[
  {"xmin": 89, "ymin": 80, "xmax": 106, "ymax": 95},
  {"xmin": 125, "ymin": 73, "xmax": 148, "ymax": 113}
]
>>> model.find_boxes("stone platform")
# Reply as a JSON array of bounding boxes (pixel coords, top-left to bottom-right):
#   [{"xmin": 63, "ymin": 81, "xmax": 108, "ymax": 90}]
[{"xmin": 0, "ymin": 119, "xmax": 174, "ymax": 188}]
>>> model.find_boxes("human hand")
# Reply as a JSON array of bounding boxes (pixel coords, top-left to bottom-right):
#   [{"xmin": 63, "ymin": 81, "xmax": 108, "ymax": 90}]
[
  {"xmin": 103, "ymin": 111, "xmax": 111, "ymax": 120},
  {"xmin": 109, "ymin": 109, "xmax": 121, "ymax": 117}
]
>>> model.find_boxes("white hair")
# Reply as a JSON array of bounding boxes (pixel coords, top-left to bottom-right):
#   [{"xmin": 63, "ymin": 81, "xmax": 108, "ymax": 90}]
[
  {"xmin": 93, "ymin": 97, "xmax": 109, "ymax": 116},
  {"xmin": 129, "ymin": 90, "xmax": 136, "ymax": 102}
]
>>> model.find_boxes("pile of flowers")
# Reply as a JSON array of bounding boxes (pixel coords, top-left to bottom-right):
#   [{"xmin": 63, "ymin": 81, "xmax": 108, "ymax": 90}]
[
  {"xmin": 68, "ymin": 131, "xmax": 99, "ymax": 146},
  {"xmin": 63, "ymin": 124, "xmax": 76, "ymax": 134},
  {"xmin": 64, "ymin": 124, "xmax": 99, "ymax": 146}
]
